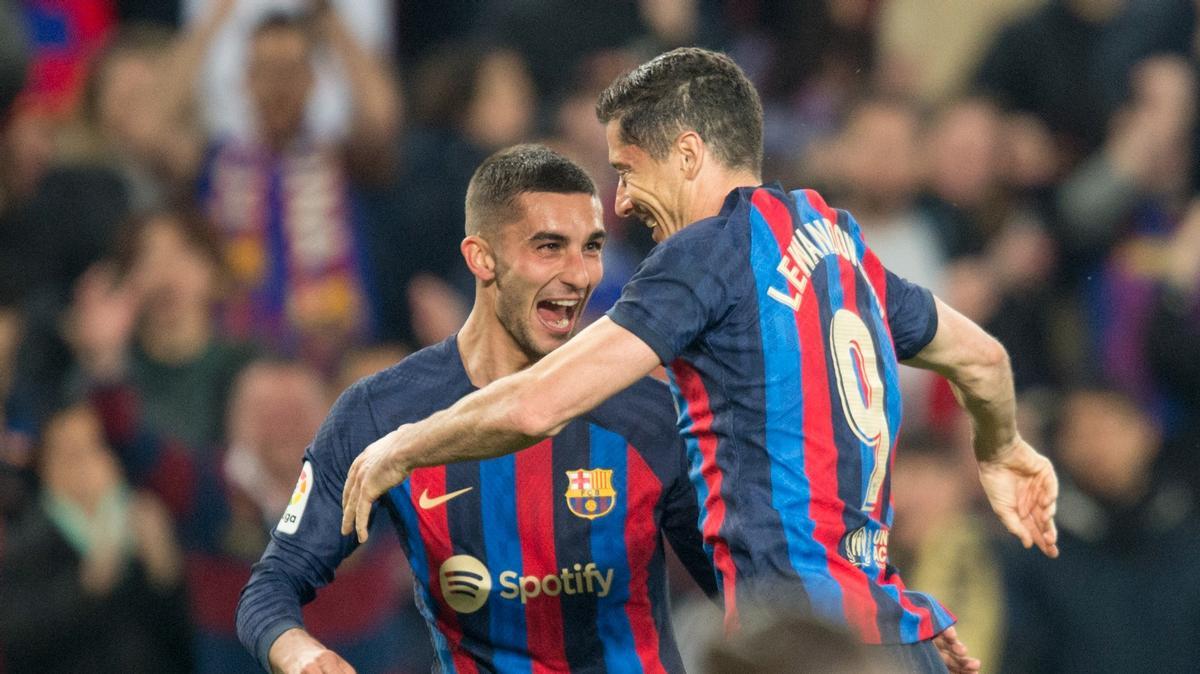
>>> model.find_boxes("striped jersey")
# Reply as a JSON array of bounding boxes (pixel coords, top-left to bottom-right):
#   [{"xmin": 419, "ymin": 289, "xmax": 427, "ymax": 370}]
[
  {"xmin": 237, "ymin": 337, "xmax": 716, "ymax": 673},
  {"xmin": 607, "ymin": 185, "xmax": 955, "ymax": 644}
]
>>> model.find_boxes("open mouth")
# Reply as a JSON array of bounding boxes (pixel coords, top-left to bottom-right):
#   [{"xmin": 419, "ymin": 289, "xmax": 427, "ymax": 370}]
[
  {"xmin": 633, "ymin": 207, "xmax": 657, "ymax": 231},
  {"xmin": 536, "ymin": 298, "xmax": 580, "ymax": 333}
]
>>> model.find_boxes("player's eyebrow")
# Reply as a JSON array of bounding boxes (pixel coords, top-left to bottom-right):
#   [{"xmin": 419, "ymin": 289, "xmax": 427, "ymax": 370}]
[{"xmin": 528, "ymin": 231, "xmax": 570, "ymax": 244}]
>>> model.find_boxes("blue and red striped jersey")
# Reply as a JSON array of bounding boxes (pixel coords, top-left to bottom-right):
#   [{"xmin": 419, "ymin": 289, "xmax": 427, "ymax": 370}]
[
  {"xmin": 607, "ymin": 185, "xmax": 954, "ymax": 644},
  {"xmin": 237, "ymin": 337, "xmax": 716, "ymax": 673}
]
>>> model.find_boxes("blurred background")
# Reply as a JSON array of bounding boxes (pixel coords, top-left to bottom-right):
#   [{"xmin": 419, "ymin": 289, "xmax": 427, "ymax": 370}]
[{"xmin": 1, "ymin": 0, "xmax": 1199, "ymax": 672}]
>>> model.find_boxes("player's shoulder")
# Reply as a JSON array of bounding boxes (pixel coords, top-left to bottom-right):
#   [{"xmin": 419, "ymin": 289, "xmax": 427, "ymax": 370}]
[
  {"xmin": 588, "ymin": 376, "xmax": 678, "ymax": 441},
  {"xmin": 335, "ymin": 337, "xmax": 472, "ymax": 425},
  {"xmin": 601, "ymin": 375, "xmax": 674, "ymax": 410}
]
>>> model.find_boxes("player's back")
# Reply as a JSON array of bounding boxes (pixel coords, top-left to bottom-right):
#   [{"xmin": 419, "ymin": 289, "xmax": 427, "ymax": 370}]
[
  {"xmin": 609, "ymin": 185, "xmax": 953, "ymax": 644},
  {"xmin": 362, "ymin": 338, "xmax": 714, "ymax": 673}
]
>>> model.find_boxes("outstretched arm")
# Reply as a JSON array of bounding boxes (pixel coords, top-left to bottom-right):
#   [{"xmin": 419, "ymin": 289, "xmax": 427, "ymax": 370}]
[
  {"xmin": 905, "ymin": 297, "xmax": 1059, "ymax": 558},
  {"xmin": 340, "ymin": 317, "xmax": 661, "ymax": 542}
]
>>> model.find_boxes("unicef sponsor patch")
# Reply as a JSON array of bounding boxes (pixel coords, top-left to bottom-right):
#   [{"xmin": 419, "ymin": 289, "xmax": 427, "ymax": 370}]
[{"xmin": 278, "ymin": 461, "xmax": 313, "ymax": 535}]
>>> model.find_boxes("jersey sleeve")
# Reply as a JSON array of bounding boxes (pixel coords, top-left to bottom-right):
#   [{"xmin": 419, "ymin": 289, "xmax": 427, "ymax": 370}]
[
  {"xmin": 607, "ymin": 220, "xmax": 745, "ymax": 364},
  {"xmin": 885, "ymin": 269, "xmax": 939, "ymax": 361},
  {"xmin": 235, "ymin": 381, "xmax": 381, "ymax": 672},
  {"xmin": 659, "ymin": 437, "xmax": 719, "ymax": 598}
]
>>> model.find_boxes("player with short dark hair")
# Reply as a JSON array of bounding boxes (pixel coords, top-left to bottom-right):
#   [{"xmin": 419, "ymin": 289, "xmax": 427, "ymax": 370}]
[
  {"xmin": 236, "ymin": 144, "xmax": 716, "ymax": 673},
  {"xmin": 595, "ymin": 47, "xmax": 763, "ymax": 174},
  {"xmin": 342, "ymin": 49, "xmax": 1060, "ymax": 674}
]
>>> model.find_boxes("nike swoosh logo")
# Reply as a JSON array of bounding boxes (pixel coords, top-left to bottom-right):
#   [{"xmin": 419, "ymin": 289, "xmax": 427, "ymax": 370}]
[{"xmin": 418, "ymin": 487, "xmax": 473, "ymax": 510}]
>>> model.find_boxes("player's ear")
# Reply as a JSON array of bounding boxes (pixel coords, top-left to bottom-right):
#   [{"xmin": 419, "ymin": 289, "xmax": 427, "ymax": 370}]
[
  {"xmin": 461, "ymin": 235, "xmax": 497, "ymax": 282},
  {"xmin": 676, "ymin": 130, "xmax": 704, "ymax": 180}
]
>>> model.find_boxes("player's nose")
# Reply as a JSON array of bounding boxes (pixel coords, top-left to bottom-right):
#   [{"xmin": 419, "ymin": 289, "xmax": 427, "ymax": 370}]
[
  {"xmin": 615, "ymin": 183, "xmax": 634, "ymax": 218},
  {"xmin": 559, "ymin": 249, "xmax": 594, "ymax": 289}
]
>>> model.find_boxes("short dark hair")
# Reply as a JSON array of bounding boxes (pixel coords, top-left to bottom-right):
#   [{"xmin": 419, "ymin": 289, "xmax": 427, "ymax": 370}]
[
  {"xmin": 465, "ymin": 144, "xmax": 597, "ymax": 237},
  {"xmin": 596, "ymin": 47, "xmax": 763, "ymax": 173},
  {"xmin": 112, "ymin": 205, "xmax": 228, "ymax": 282}
]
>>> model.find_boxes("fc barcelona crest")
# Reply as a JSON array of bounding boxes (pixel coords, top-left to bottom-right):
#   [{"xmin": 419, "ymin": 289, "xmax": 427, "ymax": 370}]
[{"xmin": 565, "ymin": 468, "xmax": 617, "ymax": 520}]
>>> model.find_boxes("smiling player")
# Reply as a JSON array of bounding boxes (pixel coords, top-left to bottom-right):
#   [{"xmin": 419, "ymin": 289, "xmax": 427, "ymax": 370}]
[
  {"xmin": 236, "ymin": 144, "xmax": 716, "ymax": 673},
  {"xmin": 340, "ymin": 49, "xmax": 1059, "ymax": 674}
]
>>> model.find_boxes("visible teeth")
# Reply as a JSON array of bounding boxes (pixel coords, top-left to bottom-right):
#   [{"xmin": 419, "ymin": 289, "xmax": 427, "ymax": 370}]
[
  {"xmin": 550, "ymin": 318, "xmax": 569, "ymax": 328},
  {"xmin": 549, "ymin": 299, "xmax": 578, "ymax": 307}
]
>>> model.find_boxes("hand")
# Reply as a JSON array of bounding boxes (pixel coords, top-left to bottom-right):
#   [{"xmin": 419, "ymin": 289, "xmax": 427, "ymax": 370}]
[
  {"xmin": 933, "ymin": 626, "xmax": 982, "ymax": 673},
  {"xmin": 407, "ymin": 274, "xmax": 468, "ymax": 347},
  {"xmin": 340, "ymin": 425, "xmax": 414, "ymax": 543},
  {"xmin": 978, "ymin": 437, "xmax": 1059, "ymax": 558},
  {"xmin": 269, "ymin": 628, "xmax": 356, "ymax": 674},
  {"xmin": 64, "ymin": 263, "xmax": 142, "ymax": 379},
  {"xmin": 129, "ymin": 493, "xmax": 183, "ymax": 591},
  {"xmin": 80, "ymin": 542, "xmax": 125, "ymax": 597}
]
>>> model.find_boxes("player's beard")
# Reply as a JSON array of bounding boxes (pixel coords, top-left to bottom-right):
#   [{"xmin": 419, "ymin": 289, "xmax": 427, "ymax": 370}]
[{"xmin": 492, "ymin": 262, "xmax": 554, "ymax": 364}]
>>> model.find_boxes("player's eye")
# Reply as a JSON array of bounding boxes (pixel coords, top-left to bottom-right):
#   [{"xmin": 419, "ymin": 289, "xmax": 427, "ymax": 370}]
[
  {"xmin": 538, "ymin": 242, "xmax": 562, "ymax": 252},
  {"xmin": 585, "ymin": 241, "xmax": 604, "ymax": 253}
]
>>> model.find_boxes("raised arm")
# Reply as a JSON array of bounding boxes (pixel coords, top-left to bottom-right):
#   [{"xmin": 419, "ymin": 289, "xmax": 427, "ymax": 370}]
[
  {"xmin": 340, "ymin": 317, "xmax": 661, "ymax": 542},
  {"xmin": 905, "ymin": 297, "xmax": 1059, "ymax": 558},
  {"xmin": 312, "ymin": 0, "xmax": 402, "ymax": 181},
  {"xmin": 140, "ymin": 0, "xmax": 236, "ymax": 181}
]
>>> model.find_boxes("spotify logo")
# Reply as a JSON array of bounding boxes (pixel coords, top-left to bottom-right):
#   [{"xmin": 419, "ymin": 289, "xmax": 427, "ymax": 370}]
[{"xmin": 439, "ymin": 555, "xmax": 492, "ymax": 614}]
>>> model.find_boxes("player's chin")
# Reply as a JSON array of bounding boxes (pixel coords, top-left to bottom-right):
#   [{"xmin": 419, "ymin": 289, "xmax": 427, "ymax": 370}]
[{"xmin": 526, "ymin": 328, "xmax": 569, "ymax": 356}]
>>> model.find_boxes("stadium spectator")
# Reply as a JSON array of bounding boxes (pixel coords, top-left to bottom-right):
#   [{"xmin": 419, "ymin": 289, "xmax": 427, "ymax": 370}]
[
  {"xmin": 183, "ymin": 0, "xmax": 392, "ymax": 144},
  {"xmin": 876, "ymin": 0, "xmax": 1042, "ymax": 105},
  {"xmin": 890, "ymin": 434, "xmax": 1005, "ymax": 671},
  {"xmin": 63, "ymin": 208, "xmax": 256, "ymax": 452},
  {"xmin": 823, "ymin": 95, "xmax": 946, "ymax": 294},
  {"xmin": 151, "ymin": 0, "xmax": 401, "ymax": 372},
  {"xmin": 194, "ymin": 359, "xmax": 413, "ymax": 673},
  {"xmin": 974, "ymin": 0, "xmax": 1195, "ymax": 169},
  {"xmin": 999, "ymin": 387, "xmax": 1200, "ymax": 673},
  {"xmin": 0, "ymin": 100, "xmax": 131, "ymax": 422},
  {"xmin": 0, "ymin": 402, "xmax": 190, "ymax": 673},
  {"xmin": 58, "ymin": 23, "xmax": 195, "ymax": 211},
  {"xmin": 1056, "ymin": 57, "xmax": 1199, "ymax": 403},
  {"xmin": 1144, "ymin": 200, "xmax": 1200, "ymax": 488},
  {"xmin": 1055, "ymin": 56, "xmax": 1196, "ymax": 270},
  {"xmin": 919, "ymin": 98, "xmax": 1061, "ymax": 394}
]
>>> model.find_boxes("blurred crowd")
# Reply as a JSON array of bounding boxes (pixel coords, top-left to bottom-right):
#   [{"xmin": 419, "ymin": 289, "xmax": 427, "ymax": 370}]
[{"xmin": 1, "ymin": 0, "xmax": 1199, "ymax": 672}]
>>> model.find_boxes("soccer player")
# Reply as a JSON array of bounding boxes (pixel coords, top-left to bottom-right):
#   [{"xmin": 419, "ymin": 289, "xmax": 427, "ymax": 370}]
[
  {"xmin": 236, "ymin": 144, "xmax": 716, "ymax": 673},
  {"xmin": 341, "ymin": 49, "xmax": 1060, "ymax": 673}
]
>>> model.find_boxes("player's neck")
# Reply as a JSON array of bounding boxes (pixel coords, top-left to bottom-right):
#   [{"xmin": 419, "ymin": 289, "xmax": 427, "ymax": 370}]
[
  {"xmin": 691, "ymin": 168, "xmax": 761, "ymax": 221},
  {"xmin": 456, "ymin": 309, "xmax": 534, "ymax": 388}
]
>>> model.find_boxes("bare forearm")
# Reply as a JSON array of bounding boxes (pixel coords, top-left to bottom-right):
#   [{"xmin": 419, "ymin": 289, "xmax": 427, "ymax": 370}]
[
  {"xmin": 946, "ymin": 349, "xmax": 1018, "ymax": 461},
  {"xmin": 159, "ymin": 3, "xmax": 230, "ymax": 127},
  {"xmin": 392, "ymin": 318, "xmax": 660, "ymax": 474},
  {"xmin": 907, "ymin": 298, "xmax": 1019, "ymax": 461},
  {"xmin": 394, "ymin": 371, "xmax": 546, "ymax": 474},
  {"xmin": 322, "ymin": 11, "xmax": 401, "ymax": 147}
]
